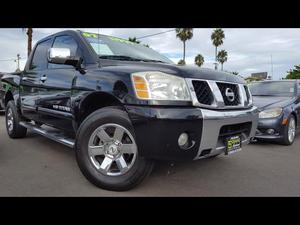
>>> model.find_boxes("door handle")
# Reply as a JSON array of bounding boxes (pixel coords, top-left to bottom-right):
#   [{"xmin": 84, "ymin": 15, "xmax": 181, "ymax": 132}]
[{"xmin": 40, "ymin": 75, "xmax": 47, "ymax": 82}]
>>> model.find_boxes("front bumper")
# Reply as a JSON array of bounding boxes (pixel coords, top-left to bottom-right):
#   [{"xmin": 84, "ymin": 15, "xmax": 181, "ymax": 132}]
[
  {"xmin": 126, "ymin": 105, "xmax": 258, "ymax": 161},
  {"xmin": 195, "ymin": 107, "xmax": 258, "ymax": 159},
  {"xmin": 255, "ymin": 116, "xmax": 285, "ymax": 140}
]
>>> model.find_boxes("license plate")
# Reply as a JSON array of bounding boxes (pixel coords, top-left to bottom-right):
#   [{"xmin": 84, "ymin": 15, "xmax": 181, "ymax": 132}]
[{"xmin": 225, "ymin": 135, "xmax": 242, "ymax": 155}]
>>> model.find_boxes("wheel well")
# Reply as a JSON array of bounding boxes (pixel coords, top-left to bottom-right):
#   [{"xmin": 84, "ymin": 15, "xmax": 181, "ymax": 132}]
[
  {"xmin": 78, "ymin": 92, "xmax": 125, "ymax": 124},
  {"xmin": 291, "ymin": 112, "xmax": 297, "ymax": 124},
  {"xmin": 4, "ymin": 91, "xmax": 14, "ymax": 107}
]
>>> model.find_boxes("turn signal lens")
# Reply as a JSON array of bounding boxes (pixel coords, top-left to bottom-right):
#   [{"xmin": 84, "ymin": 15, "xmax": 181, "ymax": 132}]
[
  {"xmin": 282, "ymin": 118, "xmax": 289, "ymax": 125},
  {"xmin": 134, "ymin": 83, "xmax": 147, "ymax": 90},
  {"xmin": 136, "ymin": 91, "xmax": 149, "ymax": 98},
  {"xmin": 132, "ymin": 75, "xmax": 150, "ymax": 99}
]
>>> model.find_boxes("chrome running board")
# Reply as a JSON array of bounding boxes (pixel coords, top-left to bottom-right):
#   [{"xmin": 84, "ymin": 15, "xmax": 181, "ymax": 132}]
[{"xmin": 19, "ymin": 121, "xmax": 75, "ymax": 148}]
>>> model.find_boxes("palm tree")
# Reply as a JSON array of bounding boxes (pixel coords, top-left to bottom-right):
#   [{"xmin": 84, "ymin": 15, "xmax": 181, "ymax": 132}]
[
  {"xmin": 175, "ymin": 28, "xmax": 193, "ymax": 63},
  {"xmin": 128, "ymin": 37, "xmax": 141, "ymax": 44},
  {"xmin": 194, "ymin": 54, "xmax": 204, "ymax": 67},
  {"xmin": 211, "ymin": 28, "xmax": 225, "ymax": 70},
  {"xmin": 22, "ymin": 28, "xmax": 33, "ymax": 57},
  {"xmin": 217, "ymin": 50, "xmax": 228, "ymax": 71}
]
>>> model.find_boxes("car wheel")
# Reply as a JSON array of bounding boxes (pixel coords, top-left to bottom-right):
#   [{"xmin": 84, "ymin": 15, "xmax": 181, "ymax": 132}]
[
  {"xmin": 5, "ymin": 100, "xmax": 27, "ymax": 138},
  {"xmin": 75, "ymin": 106, "xmax": 154, "ymax": 191},
  {"xmin": 281, "ymin": 114, "xmax": 296, "ymax": 145}
]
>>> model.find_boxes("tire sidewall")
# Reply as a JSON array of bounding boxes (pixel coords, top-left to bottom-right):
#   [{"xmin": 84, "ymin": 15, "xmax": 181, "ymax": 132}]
[
  {"xmin": 283, "ymin": 114, "xmax": 296, "ymax": 145},
  {"xmin": 6, "ymin": 101, "xmax": 18, "ymax": 136}
]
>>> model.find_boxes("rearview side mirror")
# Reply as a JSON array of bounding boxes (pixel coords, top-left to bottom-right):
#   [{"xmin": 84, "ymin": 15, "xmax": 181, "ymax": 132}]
[{"xmin": 48, "ymin": 48, "xmax": 81, "ymax": 67}]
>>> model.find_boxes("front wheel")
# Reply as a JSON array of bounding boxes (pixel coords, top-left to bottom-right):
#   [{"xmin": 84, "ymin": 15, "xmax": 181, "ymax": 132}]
[
  {"xmin": 75, "ymin": 107, "xmax": 154, "ymax": 191},
  {"xmin": 281, "ymin": 114, "xmax": 296, "ymax": 145},
  {"xmin": 5, "ymin": 101, "xmax": 27, "ymax": 138}
]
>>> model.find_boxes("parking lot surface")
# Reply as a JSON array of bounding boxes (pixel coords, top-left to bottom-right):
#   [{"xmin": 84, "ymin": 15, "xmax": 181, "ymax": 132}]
[{"xmin": 0, "ymin": 113, "xmax": 300, "ymax": 196}]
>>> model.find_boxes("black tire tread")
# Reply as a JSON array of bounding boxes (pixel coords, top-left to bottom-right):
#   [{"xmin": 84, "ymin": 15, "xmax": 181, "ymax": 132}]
[{"xmin": 6, "ymin": 100, "xmax": 27, "ymax": 138}]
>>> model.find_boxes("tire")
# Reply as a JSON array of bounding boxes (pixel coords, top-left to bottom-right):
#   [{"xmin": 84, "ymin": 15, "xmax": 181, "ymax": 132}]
[
  {"xmin": 75, "ymin": 107, "xmax": 154, "ymax": 191},
  {"xmin": 5, "ymin": 100, "xmax": 27, "ymax": 138},
  {"xmin": 281, "ymin": 114, "xmax": 296, "ymax": 146}
]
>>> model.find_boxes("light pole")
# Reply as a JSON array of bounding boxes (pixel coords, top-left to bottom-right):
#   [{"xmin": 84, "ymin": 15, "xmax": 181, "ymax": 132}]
[{"xmin": 14, "ymin": 54, "xmax": 21, "ymax": 72}]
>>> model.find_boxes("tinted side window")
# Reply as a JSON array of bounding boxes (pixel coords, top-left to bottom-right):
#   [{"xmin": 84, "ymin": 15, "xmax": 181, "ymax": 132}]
[
  {"xmin": 48, "ymin": 35, "xmax": 78, "ymax": 69},
  {"xmin": 30, "ymin": 39, "xmax": 52, "ymax": 70}
]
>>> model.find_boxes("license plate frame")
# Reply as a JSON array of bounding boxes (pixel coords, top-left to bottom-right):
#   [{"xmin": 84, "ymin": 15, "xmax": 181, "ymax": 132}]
[{"xmin": 225, "ymin": 135, "xmax": 242, "ymax": 155}]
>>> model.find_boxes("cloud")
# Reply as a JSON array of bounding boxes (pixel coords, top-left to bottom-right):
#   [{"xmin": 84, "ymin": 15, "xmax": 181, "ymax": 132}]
[{"xmin": 0, "ymin": 28, "xmax": 300, "ymax": 80}]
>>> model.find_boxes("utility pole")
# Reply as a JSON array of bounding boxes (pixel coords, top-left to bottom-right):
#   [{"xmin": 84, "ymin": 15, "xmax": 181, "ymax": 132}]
[
  {"xmin": 14, "ymin": 54, "xmax": 21, "ymax": 72},
  {"xmin": 214, "ymin": 62, "xmax": 218, "ymax": 70}
]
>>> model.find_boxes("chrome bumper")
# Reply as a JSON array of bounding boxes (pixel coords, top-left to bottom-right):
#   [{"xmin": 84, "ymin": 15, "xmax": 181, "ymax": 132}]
[{"xmin": 194, "ymin": 106, "xmax": 259, "ymax": 160}]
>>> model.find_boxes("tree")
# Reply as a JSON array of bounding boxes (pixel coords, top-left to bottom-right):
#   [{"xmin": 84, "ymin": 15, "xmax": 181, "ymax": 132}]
[
  {"xmin": 175, "ymin": 28, "xmax": 193, "ymax": 62},
  {"xmin": 211, "ymin": 28, "xmax": 225, "ymax": 70},
  {"xmin": 128, "ymin": 37, "xmax": 141, "ymax": 44},
  {"xmin": 245, "ymin": 76, "xmax": 264, "ymax": 83},
  {"xmin": 194, "ymin": 54, "xmax": 204, "ymax": 67},
  {"xmin": 178, "ymin": 59, "xmax": 186, "ymax": 65},
  {"xmin": 22, "ymin": 28, "xmax": 33, "ymax": 57},
  {"xmin": 286, "ymin": 65, "xmax": 300, "ymax": 79},
  {"xmin": 217, "ymin": 50, "xmax": 228, "ymax": 71}
]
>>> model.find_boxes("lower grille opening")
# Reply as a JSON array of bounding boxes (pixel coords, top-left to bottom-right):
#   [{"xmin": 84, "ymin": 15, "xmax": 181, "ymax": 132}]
[
  {"xmin": 219, "ymin": 122, "xmax": 252, "ymax": 138},
  {"xmin": 200, "ymin": 149, "xmax": 212, "ymax": 156}
]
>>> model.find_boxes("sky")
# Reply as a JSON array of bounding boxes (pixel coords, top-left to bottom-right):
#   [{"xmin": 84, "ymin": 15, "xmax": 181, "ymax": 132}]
[{"xmin": 0, "ymin": 28, "xmax": 300, "ymax": 80}]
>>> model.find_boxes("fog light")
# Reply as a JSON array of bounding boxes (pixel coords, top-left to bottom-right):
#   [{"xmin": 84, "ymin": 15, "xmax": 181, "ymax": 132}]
[
  {"xmin": 178, "ymin": 133, "xmax": 189, "ymax": 147},
  {"xmin": 266, "ymin": 129, "xmax": 275, "ymax": 135}
]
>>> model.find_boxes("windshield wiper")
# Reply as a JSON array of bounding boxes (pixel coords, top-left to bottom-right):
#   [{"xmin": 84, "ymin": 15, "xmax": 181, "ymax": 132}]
[
  {"xmin": 140, "ymin": 59, "xmax": 166, "ymax": 63},
  {"xmin": 99, "ymin": 55, "xmax": 166, "ymax": 63},
  {"xmin": 99, "ymin": 55, "xmax": 143, "ymax": 61}
]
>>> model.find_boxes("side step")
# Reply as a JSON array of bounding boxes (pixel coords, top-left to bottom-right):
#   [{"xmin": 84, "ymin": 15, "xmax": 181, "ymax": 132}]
[{"xmin": 19, "ymin": 121, "xmax": 75, "ymax": 148}]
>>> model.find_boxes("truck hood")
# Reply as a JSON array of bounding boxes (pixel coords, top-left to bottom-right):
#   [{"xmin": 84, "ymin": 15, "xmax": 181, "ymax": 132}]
[
  {"xmin": 252, "ymin": 96, "xmax": 295, "ymax": 110},
  {"xmin": 99, "ymin": 60, "xmax": 245, "ymax": 84}
]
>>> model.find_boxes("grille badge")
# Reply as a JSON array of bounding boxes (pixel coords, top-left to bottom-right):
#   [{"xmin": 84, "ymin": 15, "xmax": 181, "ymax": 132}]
[{"xmin": 225, "ymin": 87, "xmax": 235, "ymax": 102}]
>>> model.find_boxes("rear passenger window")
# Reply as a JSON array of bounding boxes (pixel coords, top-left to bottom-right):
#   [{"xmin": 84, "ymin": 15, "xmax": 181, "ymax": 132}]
[
  {"xmin": 30, "ymin": 39, "xmax": 52, "ymax": 70},
  {"xmin": 48, "ymin": 35, "xmax": 78, "ymax": 69}
]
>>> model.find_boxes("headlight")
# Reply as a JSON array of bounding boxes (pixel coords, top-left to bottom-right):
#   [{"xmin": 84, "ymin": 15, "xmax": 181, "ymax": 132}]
[
  {"xmin": 131, "ymin": 71, "xmax": 191, "ymax": 101},
  {"xmin": 259, "ymin": 108, "xmax": 283, "ymax": 119}
]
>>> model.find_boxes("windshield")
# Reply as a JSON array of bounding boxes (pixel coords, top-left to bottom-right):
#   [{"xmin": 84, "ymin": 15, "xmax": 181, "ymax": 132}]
[
  {"xmin": 81, "ymin": 32, "xmax": 173, "ymax": 64},
  {"xmin": 249, "ymin": 81, "xmax": 296, "ymax": 97}
]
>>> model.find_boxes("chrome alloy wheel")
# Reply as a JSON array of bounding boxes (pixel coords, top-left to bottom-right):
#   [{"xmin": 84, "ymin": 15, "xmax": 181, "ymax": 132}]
[
  {"xmin": 88, "ymin": 123, "xmax": 137, "ymax": 176},
  {"xmin": 288, "ymin": 117, "xmax": 296, "ymax": 143},
  {"xmin": 6, "ymin": 108, "xmax": 14, "ymax": 132}
]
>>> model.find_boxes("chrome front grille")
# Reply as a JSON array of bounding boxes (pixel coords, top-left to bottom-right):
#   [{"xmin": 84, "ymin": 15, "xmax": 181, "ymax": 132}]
[
  {"xmin": 186, "ymin": 78, "xmax": 252, "ymax": 109},
  {"xmin": 192, "ymin": 80, "xmax": 214, "ymax": 105},
  {"xmin": 216, "ymin": 82, "xmax": 240, "ymax": 106}
]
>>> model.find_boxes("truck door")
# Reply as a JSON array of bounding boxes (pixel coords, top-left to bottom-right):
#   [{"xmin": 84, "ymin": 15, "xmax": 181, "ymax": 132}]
[
  {"xmin": 37, "ymin": 35, "xmax": 79, "ymax": 132},
  {"xmin": 20, "ymin": 38, "xmax": 53, "ymax": 121}
]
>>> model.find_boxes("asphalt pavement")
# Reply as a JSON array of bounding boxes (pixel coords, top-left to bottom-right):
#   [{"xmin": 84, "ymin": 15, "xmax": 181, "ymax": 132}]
[{"xmin": 0, "ymin": 113, "xmax": 300, "ymax": 196}]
